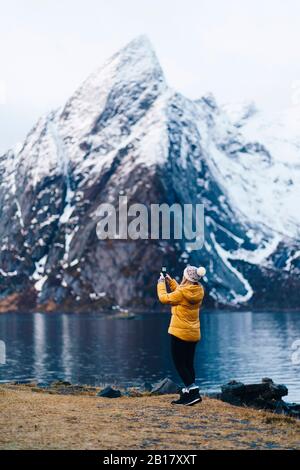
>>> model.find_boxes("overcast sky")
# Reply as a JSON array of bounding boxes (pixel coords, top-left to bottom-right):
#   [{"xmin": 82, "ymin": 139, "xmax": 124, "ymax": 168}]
[{"xmin": 1, "ymin": 0, "xmax": 300, "ymax": 154}]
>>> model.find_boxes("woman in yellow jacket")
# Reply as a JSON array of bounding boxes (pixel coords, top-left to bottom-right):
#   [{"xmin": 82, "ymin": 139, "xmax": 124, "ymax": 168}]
[{"xmin": 157, "ymin": 265, "xmax": 206, "ymax": 406}]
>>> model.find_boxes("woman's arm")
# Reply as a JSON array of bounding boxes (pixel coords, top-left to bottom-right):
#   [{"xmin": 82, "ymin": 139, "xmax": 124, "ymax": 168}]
[
  {"xmin": 166, "ymin": 275, "xmax": 179, "ymax": 292},
  {"xmin": 157, "ymin": 281, "xmax": 183, "ymax": 306}
]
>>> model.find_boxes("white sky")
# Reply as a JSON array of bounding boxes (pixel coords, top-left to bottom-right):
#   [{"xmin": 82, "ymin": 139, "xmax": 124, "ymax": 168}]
[{"xmin": 1, "ymin": 0, "xmax": 300, "ymax": 154}]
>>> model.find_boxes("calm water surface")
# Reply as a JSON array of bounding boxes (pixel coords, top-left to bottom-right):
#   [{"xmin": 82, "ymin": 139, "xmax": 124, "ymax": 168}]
[{"xmin": 0, "ymin": 310, "xmax": 299, "ymax": 402}]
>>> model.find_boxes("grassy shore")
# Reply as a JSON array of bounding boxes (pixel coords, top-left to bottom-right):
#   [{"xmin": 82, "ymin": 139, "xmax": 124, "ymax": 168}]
[{"xmin": 0, "ymin": 383, "xmax": 299, "ymax": 450}]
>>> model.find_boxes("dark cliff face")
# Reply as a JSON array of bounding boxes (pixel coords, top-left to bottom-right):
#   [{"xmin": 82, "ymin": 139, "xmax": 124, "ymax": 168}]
[{"xmin": 0, "ymin": 36, "xmax": 299, "ymax": 313}]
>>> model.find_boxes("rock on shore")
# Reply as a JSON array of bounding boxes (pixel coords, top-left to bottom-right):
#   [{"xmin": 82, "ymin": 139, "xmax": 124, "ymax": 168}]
[{"xmin": 218, "ymin": 378, "xmax": 300, "ymax": 419}]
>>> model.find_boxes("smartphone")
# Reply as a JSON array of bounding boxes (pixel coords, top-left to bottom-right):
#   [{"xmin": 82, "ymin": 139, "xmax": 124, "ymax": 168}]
[{"xmin": 161, "ymin": 266, "xmax": 167, "ymax": 277}]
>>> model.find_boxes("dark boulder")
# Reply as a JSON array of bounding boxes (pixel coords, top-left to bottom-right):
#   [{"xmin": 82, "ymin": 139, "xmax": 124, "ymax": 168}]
[
  {"xmin": 97, "ymin": 386, "xmax": 122, "ymax": 398},
  {"xmin": 221, "ymin": 381, "xmax": 246, "ymax": 405},
  {"xmin": 221, "ymin": 378, "xmax": 288, "ymax": 407},
  {"xmin": 151, "ymin": 378, "xmax": 180, "ymax": 395},
  {"xmin": 286, "ymin": 403, "xmax": 300, "ymax": 419},
  {"xmin": 220, "ymin": 378, "xmax": 300, "ymax": 418},
  {"xmin": 141, "ymin": 382, "xmax": 153, "ymax": 392}
]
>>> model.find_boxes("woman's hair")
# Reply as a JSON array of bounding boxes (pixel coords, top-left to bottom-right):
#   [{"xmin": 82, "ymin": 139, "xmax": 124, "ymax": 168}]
[{"xmin": 181, "ymin": 276, "xmax": 199, "ymax": 286}]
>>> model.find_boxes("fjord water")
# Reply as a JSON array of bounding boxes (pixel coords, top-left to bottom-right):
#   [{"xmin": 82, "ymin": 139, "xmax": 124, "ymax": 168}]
[{"xmin": 0, "ymin": 311, "xmax": 299, "ymax": 402}]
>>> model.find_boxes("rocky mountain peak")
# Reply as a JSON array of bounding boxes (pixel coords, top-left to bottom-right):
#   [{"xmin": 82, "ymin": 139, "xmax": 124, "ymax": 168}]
[{"xmin": 0, "ymin": 37, "xmax": 300, "ymax": 313}]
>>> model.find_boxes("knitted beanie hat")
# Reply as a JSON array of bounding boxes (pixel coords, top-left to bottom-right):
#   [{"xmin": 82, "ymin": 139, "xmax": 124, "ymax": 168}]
[{"xmin": 183, "ymin": 265, "xmax": 206, "ymax": 283}]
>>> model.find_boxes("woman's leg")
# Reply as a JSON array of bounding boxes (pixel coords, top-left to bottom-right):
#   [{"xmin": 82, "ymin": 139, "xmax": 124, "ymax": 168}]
[
  {"xmin": 170, "ymin": 336, "xmax": 201, "ymax": 405},
  {"xmin": 185, "ymin": 341, "xmax": 198, "ymax": 386},
  {"xmin": 170, "ymin": 335, "xmax": 194, "ymax": 387}
]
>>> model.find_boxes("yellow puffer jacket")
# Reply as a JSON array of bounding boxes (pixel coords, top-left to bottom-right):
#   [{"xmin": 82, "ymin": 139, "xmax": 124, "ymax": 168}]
[{"xmin": 157, "ymin": 278, "xmax": 204, "ymax": 342}]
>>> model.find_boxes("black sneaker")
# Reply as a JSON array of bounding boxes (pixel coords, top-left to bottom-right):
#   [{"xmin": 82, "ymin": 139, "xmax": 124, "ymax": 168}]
[
  {"xmin": 171, "ymin": 389, "xmax": 188, "ymax": 405},
  {"xmin": 184, "ymin": 388, "xmax": 202, "ymax": 406}
]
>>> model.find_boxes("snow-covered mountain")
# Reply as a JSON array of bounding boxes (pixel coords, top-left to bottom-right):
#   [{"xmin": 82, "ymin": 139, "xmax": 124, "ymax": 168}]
[{"xmin": 0, "ymin": 35, "xmax": 300, "ymax": 312}]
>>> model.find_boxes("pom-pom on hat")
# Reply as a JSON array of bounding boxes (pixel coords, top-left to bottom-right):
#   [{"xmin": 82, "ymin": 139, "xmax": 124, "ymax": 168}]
[{"xmin": 183, "ymin": 265, "xmax": 206, "ymax": 283}]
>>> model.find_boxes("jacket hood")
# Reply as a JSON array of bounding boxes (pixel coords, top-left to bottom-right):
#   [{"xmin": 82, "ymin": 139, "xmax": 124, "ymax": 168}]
[{"xmin": 180, "ymin": 283, "xmax": 203, "ymax": 304}]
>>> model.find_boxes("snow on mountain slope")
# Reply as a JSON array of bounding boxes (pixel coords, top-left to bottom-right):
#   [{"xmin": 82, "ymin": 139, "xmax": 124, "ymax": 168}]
[
  {"xmin": 0, "ymin": 35, "xmax": 300, "ymax": 312},
  {"xmin": 58, "ymin": 35, "xmax": 167, "ymax": 182},
  {"xmin": 221, "ymin": 102, "xmax": 300, "ymax": 239}
]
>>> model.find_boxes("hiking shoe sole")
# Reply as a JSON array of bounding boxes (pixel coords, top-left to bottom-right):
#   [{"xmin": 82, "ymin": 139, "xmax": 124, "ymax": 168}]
[{"xmin": 185, "ymin": 397, "xmax": 202, "ymax": 406}]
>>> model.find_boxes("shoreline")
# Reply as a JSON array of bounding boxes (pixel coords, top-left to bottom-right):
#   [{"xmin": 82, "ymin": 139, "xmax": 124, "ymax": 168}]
[
  {"xmin": 0, "ymin": 382, "xmax": 299, "ymax": 450},
  {"xmin": 2, "ymin": 378, "xmax": 299, "ymax": 414}
]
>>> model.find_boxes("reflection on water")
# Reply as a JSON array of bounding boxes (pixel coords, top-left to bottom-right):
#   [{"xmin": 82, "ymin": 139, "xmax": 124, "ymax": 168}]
[{"xmin": 0, "ymin": 310, "xmax": 299, "ymax": 402}]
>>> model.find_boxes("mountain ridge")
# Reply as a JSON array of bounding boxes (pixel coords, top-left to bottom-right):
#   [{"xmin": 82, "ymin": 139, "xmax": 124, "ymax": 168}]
[{"xmin": 1, "ymin": 35, "xmax": 300, "ymax": 312}]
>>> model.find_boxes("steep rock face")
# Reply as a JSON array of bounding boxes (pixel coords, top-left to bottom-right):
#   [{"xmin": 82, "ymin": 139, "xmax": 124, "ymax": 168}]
[{"xmin": 0, "ymin": 36, "xmax": 299, "ymax": 312}]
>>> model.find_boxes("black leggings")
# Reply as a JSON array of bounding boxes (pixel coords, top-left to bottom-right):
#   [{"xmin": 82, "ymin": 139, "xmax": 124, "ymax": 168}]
[{"xmin": 170, "ymin": 334, "xmax": 198, "ymax": 387}]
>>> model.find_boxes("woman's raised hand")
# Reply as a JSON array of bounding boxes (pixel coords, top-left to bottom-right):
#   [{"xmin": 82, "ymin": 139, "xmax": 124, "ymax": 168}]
[{"xmin": 165, "ymin": 274, "xmax": 172, "ymax": 283}]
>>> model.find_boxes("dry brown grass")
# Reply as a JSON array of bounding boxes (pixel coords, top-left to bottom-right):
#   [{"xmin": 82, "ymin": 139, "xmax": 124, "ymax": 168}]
[{"xmin": 0, "ymin": 384, "xmax": 299, "ymax": 450}]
